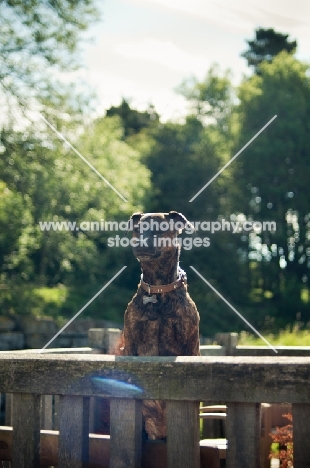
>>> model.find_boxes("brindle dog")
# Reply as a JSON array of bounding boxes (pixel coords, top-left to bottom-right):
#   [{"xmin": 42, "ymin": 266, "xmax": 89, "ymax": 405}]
[{"xmin": 121, "ymin": 211, "xmax": 200, "ymax": 440}]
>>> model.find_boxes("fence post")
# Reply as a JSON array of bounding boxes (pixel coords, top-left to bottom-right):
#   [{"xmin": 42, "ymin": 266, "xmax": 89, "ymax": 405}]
[
  {"xmin": 88, "ymin": 328, "xmax": 122, "ymax": 353},
  {"xmin": 226, "ymin": 402, "xmax": 260, "ymax": 468},
  {"xmin": 215, "ymin": 333, "xmax": 238, "ymax": 355},
  {"xmin": 12, "ymin": 393, "xmax": 41, "ymax": 468},
  {"xmin": 58, "ymin": 396, "xmax": 90, "ymax": 468},
  {"xmin": 166, "ymin": 401, "xmax": 200, "ymax": 468},
  {"xmin": 292, "ymin": 403, "xmax": 310, "ymax": 468},
  {"xmin": 5, "ymin": 393, "xmax": 13, "ymax": 426},
  {"xmin": 110, "ymin": 398, "xmax": 142, "ymax": 468}
]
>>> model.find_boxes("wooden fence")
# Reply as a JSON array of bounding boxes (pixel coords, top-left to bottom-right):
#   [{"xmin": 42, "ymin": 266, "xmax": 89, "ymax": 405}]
[{"xmin": 0, "ymin": 353, "xmax": 310, "ymax": 467}]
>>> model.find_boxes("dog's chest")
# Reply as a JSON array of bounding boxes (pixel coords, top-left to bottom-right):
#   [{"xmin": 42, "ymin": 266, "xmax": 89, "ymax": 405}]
[
  {"xmin": 135, "ymin": 317, "xmax": 186, "ymax": 356},
  {"xmin": 136, "ymin": 291, "xmax": 185, "ymax": 320},
  {"xmin": 132, "ymin": 293, "xmax": 193, "ymax": 356}
]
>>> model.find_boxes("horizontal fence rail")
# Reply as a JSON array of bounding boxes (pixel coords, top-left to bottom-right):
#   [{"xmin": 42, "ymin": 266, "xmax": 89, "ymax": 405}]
[
  {"xmin": 1, "ymin": 354, "xmax": 310, "ymax": 402},
  {"xmin": 0, "ymin": 353, "xmax": 310, "ymax": 468}
]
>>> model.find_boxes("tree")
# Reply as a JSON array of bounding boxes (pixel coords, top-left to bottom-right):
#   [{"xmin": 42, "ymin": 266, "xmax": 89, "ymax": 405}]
[
  {"xmin": 232, "ymin": 52, "xmax": 310, "ymax": 326},
  {"xmin": 176, "ymin": 65, "xmax": 233, "ymax": 131},
  {"xmin": 106, "ymin": 99, "xmax": 159, "ymax": 138},
  {"xmin": 0, "ymin": 180, "xmax": 32, "ymax": 274},
  {"xmin": 0, "ymin": 116, "xmax": 151, "ymax": 321},
  {"xmin": 142, "ymin": 67, "xmax": 253, "ymax": 335},
  {"xmin": 0, "ymin": 2, "xmax": 153, "ymax": 325},
  {"xmin": 0, "ymin": 0, "xmax": 99, "ymax": 112},
  {"xmin": 242, "ymin": 28, "xmax": 297, "ymax": 73}
]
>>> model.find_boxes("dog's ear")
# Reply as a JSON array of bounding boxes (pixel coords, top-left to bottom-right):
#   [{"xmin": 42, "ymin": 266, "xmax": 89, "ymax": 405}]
[
  {"xmin": 169, "ymin": 211, "xmax": 195, "ymax": 234},
  {"xmin": 127, "ymin": 212, "xmax": 143, "ymax": 232}
]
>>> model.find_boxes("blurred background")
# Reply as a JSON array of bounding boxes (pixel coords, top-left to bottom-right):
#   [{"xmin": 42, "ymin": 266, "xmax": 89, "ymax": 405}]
[{"xmin": 0, "ymin": 0, "xmax": 310, "ymax": 345}]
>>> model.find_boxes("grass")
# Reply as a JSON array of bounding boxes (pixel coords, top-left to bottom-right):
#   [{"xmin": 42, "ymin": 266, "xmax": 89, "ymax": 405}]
[
  {"xmin": 31, "ymin": 286, "xmax": 69, "ymax": 324},
  {"xmin": 33, "ymin": 286, "xmax": 68, "ymax": 307},
  {"xmin": 239, "ymin": 326, "xmax": 310, "ymax": 346}
]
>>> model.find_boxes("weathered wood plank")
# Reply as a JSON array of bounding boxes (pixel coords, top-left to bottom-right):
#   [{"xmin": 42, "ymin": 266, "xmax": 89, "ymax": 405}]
[
  {"xmin": 89, "ymin": 396, "xmax": 95, "ymax": 433},
  {"xmin": 200, "ymin": 444, "xmax": 221, "ymax": 468},
  {"xmin": 5, "ymin": 393, "xmax": 13, "ymax": 426},
  {"xmin": 292, "ymin": 403, "xmax": 310, "ymax": 468},
  {"xmin": 0, "ymin": 427, "xmax": 221, "ymax": 468},
  {"xmin": 40, "ymin": 395, "xmax": 53, "ymax": 430},
  {"xmin": 226, "ymin": 403, "xmax": 260, "ymax": 468},
  {"xmin": 54, "ymin": 395, "xmax": 60, "ymax": 430},
  {"xmin": 0, "ymin": 427, "xmax": 110, "ymax": 468},
  {"xmin": 3, "ymin": 395, "xmax": 11, "ymax": 468},
  {"xmin": 166, "ymin": 400, "xmax": 200, "ymax": 468},
  {"xmin": 110, "ymin": 398, "xmax": 142, "ymax": 468},
  {"xmin": 11, "ymin": 393, "xmax": 41, "ymax": 468},
  {"xmin": 0, "ymin": 426, "xmax": 11, "ymax": 462},
  {"xmin": 58, "ymin": 396, "xmax": 89, "ymax": 468},
  {"xmin": 88, "ymin": 328, "xmax": 122, "ymax": 352},
  {"xmin": 1, "ymin": 354, "xmax": 310, "ymax": 403}
]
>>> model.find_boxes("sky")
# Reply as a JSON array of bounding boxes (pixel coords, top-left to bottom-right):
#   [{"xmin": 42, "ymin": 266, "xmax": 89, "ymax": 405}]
[{"xmin": 74, "ymin": 0, "xmax": 310, "ymax": 121}]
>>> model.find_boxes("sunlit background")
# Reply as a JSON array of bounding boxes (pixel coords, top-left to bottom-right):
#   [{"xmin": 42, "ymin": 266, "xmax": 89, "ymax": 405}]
[
  {"xmin": 76, "ymin": 0, "xmax": 310, "ymax": 120},
  {"xmin": 1, "ymin": 0, "xmax": 310, "ymax": 347}
]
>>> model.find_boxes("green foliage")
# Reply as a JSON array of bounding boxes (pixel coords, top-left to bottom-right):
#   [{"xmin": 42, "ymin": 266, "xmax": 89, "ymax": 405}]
[
  {"xmin": 242, "ymin": 28, "xmax": 297, "ymax": 73},
  {"xmin": 0, "ymin": 114, "xmax": 150, "ymax": 320},
  {"xmin": 106, "ymin": 99, "xmax": 159, "ymax": 138},
  {"xmin": 0, "ymin": 180, "xmax": 32, "ymax": 272},
  {"xmin": 176, "ymin": 65, "xmax": 234, "ymax": 131},
  {"xmin": 1, "ymin": 18, "xmax": 310, "ymax": 339},
  {"xmin": 0, "ymin": 0, "xmax": 150, "ymax": 325},
  {"xmin": 0, "ymin": 0, "xmax": 100, "ymax": 108},
  {"xmin": 239, "ymin": 327, "xmax": 310, "ymax": 346},
  {"xmin": 233, "ymin": 52, "xmax": 310, "ymax": 326},
  {"xmin": 269, "ymin": 413, "xmax": 293, "ymax": 468},
  {"xmin": 77, "ymin": 115, "xmax": 151, "ymax": 213},
  {"xmin": 142, "ymin": 70, "xmax": 252, "ymax": 336}
]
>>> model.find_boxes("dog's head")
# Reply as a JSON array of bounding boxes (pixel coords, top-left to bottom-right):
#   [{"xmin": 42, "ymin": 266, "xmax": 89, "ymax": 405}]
[{"xmin": 127, "ymin": 211, "xmax": 194, "ymax": 261}]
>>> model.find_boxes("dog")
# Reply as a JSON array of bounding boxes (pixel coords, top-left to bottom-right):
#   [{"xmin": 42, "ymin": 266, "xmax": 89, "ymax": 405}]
[{"xmin": 121, "ymin": 211, "xmax": 200, "ymax": 440}]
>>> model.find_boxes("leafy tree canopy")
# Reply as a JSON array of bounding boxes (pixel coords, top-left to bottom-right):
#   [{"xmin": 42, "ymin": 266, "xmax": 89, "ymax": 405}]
[
  {"xmin": 106, "ymin": 99, "xmax": 159, "ymax": 138},
  {"xmin": 176, "ymin": 65, "xmax": 233, "ymax": 131},
  {"xmin": 0, "ymin": 0, "xmax": 100, "ymax": 111},
  {"xmin": 233, "ymin": 52, "xmax": 310, "ymax": 325},
  {"xmin": 0, "ymin": 114, "xmax": 151, "ymax": 320},
  {"xmin": 142, "ymin": 65, "xmax": 249, "ymax": 334},
  {"xmin": 242, "ymin": 28, "xmax": 297, "ymax": 73}
]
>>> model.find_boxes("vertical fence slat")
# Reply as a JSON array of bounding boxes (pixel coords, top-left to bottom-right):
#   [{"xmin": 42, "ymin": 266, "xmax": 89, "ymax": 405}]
[
  {"xmin": 54, "ymin": 395, "xmax": 60, "ymax": 430},
  {"xmin": 5, "ymin": 394, "xmax": 13, "ymax": 426},
  {"xmin": 12, "ymin": 393, "xmax": 41, "ymax": 468},
  {"xmin": 89, "ymin": 397, "xmax": 95, "ymax": 433},
  {"xmin": 58, "ymin": 395, "xmax": 89, "ymax": 468},
  {"xmin": 40, "ymin": 395, "xmax": 53, "ymax": 430},
  {"xmin": 226, "ymin": 402, "xmax": 260, "ymax": 468},
  {"xmin": 3, "ymin": 393, "xmax": 13, "ymax": 467},
  {"xmin": 292, "ymin": 403, "xmax": 310, "ymax": 468},
  {"xmin": 166, "ymin": 401, "xmax": 200, "ymax": 468},
  {"xmin": 110, "ymin": 398, "xmax": 142, "ymax": 468},
  {"xmin": 2, "ymin": 394, "xmax": 12, "ymax": 468}
]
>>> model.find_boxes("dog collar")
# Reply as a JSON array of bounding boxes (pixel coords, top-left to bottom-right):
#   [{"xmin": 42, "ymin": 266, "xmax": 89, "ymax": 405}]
[{"xmin": 140, "ymin": 270, "xmax": 187, "ymax": 295}]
